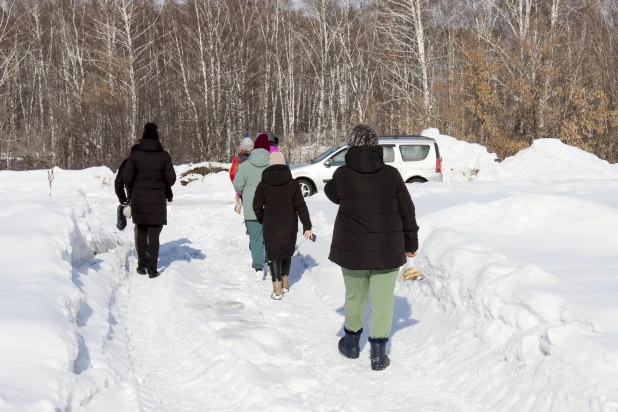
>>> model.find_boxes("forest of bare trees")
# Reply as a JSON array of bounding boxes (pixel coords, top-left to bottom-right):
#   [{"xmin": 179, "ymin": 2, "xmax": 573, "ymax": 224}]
[{"xmin": 1, "ymin": 0, "xmax": 617, "ymax": 170}]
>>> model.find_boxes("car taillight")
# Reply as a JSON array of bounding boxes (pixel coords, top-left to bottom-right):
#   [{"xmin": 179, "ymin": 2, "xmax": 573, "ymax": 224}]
[{"xmin": 436, "ymin": 157, "xmax": 442, "ymax": 173}]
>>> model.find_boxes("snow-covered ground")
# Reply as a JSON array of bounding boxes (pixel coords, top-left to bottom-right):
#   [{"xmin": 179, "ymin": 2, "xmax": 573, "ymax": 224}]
[{"xmin": 1, "ymin": 137, "xmax": 617, "ymax": 412}]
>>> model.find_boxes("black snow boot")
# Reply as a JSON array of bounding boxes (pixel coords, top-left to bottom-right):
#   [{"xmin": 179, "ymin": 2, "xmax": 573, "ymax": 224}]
[
  {"xmin": 338, "ymin": 328, "xmax": 362, "ymax": 359},
  {"xmin": 147, "ymin": 266, "xmax": 159, "ymax": 279},
  {"xmin": 136, "ymin": 261, "xmax": 147, "ymax": 275},
  {"xmin": 369, "ymin": 337, "xmax": 390, "ymax": 371}
]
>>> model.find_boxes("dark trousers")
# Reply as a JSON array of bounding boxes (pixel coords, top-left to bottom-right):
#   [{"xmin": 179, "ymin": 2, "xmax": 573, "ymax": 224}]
[
  {"xmin": 269, "ymin": 258, "xmax": 291, "ymax": 282},
  {"xmin": 136, "ymin": 224, "xmax": 162, "ymax": 267}
]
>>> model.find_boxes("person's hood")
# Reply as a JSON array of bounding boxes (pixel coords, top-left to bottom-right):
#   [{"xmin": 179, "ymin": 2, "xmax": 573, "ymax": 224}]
[
  {"xmin": 138, "ymin": 139, "xmax": 163, "ymax": 153},
  {"xmin": 248, "ymin": 148, "xmax": 270, "ymax": 167},
  {"xmin": 130, "ymin": 144, "xmax": 139, "ymax": 152},
  {"xmin": 345, "ymin": 146, "xmax": 384, "ymax": 174},
  {"xmin": 262, "ymin": 165, "xmax": 293, "ymax": 186}
]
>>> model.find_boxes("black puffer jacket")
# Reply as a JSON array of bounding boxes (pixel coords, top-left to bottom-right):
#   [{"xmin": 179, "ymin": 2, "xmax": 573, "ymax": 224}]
[
  {"xmin": 116, "ymin": 149, "xmax": 174, "ymax": 204},
  {"xmin": 325, "ymin": 146, "xmax": 419, "ymax": 270},
  {"xmin": 123, "ymin": 139, "xmax": 176, "ymax": 225},
  {"xmin": 253, "ymin": 165, "xmax": 312, "ymax": 261}
]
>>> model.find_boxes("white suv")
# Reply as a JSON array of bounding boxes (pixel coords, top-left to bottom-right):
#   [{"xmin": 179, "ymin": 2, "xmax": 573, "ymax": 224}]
[{"xmin": 291, "ymin": 136, "xmax": 443, "ymax": 197}]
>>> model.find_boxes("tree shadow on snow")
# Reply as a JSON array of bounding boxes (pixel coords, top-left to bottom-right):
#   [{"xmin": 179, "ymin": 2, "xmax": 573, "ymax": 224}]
[
  {"xmin": 157, "ymin": 238, "xmax": 206, "ymax": 271},
  {"xmin": 334, "ymin": 296, "xmax": 419, "ymax": 353}
]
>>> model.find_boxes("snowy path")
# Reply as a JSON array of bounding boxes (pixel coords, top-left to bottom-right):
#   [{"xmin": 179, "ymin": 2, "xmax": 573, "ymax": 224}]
[{"xmin": 122, "ymin": 197, "xmax": 473, "ymax": 412}]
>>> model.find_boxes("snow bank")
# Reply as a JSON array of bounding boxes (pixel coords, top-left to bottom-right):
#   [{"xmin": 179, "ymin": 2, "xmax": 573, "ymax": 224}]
[
  {"xmin": 0, "ymin": 168, "xmax": 138, "ymax": 411},
  {"xmin": 404, "ymin": 194, "xmax": 618, "ymax": 411},
  {"xmin": 174, "ymin": 161, "xmax": 230, "ymax": 177},
  {"xmin": 175, "ymin": 162, "xmax": 231, "ymax": 186},
  {"xmin": 421, "ymin": 128, "xmax": 498, "ymax": 182},
  {"xmin": 478, "ymin": 138, "xmax": 618, "ymax": 181}
]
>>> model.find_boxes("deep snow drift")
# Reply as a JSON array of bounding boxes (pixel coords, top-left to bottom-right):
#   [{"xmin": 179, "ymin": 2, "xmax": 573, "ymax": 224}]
[
  {"xmin": 420, "ymin": 128, "xmax": 498, "ymax": 182},
  {"xmin": 1, "ymin": 136, "xmax": 617, "ymax": 412}
]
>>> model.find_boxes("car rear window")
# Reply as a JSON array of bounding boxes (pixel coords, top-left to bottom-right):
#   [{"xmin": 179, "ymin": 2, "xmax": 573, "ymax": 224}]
[{"xmin": 400, "ymin": 145, "xmax": 430, "ymax": 161}]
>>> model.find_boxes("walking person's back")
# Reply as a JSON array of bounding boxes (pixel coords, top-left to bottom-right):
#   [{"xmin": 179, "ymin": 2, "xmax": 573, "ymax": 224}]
[
  {"xmin": 233, "ymin": 133, "xmax": 271, "ymax": 280},
  {"xmin": 253, "ymin": 152, "xmax": 312, "ymax": 299},
  {"xmin": 123, "ymin": 123, "xmax": 177, "ymax": 278},
  {"xmin": 325, "ymin": 123, "xmax": 419, "ymax": 371}
]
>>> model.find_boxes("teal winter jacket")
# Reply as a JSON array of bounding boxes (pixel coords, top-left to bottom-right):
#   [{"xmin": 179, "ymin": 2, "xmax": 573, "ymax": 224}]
[{"xmin": 233, "ymin": 148, "xmax": 270, "ymax": 220}]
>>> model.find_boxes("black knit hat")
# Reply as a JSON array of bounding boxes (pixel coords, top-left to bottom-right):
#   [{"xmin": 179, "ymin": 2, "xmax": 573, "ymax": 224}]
[
  {"xmin": 266, "ymin": 131, "xmax": 280, "ymax": 147},
  {"xmin": 143, "ymin": 123, "xmax": 159, "ymax": 140}
]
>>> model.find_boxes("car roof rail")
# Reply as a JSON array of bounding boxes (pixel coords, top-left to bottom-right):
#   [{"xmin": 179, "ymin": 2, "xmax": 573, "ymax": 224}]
[{"xmin": 378, "ymin": 135, "xmax": 434, "ymax": 141}]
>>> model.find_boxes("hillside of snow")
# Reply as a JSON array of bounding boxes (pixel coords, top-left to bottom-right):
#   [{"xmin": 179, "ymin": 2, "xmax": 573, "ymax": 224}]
[{"xmin": 1, "ymin": 137, "xmax": 618, "ymax": 411}]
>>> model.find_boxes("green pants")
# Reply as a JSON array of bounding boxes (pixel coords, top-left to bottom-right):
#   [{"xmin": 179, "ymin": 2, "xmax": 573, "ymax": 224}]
[
  {"xmin": 342, "ymin": 267, "xmax": 398, "ymax": 339},
  {"xmin": 246, "ymin": 220, "xmax": 264, "ymax": 270}
]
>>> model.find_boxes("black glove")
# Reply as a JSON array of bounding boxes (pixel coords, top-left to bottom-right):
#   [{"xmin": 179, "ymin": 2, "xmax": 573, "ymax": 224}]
[{"xmin": 116, "ymin": 205, "xmax": 127, "ymax": 230}]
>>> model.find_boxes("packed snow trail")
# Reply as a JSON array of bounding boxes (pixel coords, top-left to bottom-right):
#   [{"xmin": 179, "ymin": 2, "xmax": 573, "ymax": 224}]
[{"xmin": 122, "ymin": 193, "xmax": 473, "ymax": 412}]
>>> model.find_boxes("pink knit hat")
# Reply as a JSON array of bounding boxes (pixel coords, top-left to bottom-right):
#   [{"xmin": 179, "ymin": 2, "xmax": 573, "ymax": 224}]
[{"xmin": 269, "ymin": 151, "xmax": 286, "ymax": 166}]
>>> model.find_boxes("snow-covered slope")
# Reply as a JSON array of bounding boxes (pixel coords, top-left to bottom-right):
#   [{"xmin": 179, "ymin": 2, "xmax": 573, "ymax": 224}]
[
  {"xmin": 420, "ymin": 128, "xmax": 498, "ymax": 182},
  {"xmin": 478, "ymin": 138, "xmax": 618, "ymax": 181},
  {"xmin": 414, "ymin": 194, "xmax": 618, "ymax": 410},
  {"xmin": 0, "ymin": 168, "xmax": 138, "ymax": 411}
]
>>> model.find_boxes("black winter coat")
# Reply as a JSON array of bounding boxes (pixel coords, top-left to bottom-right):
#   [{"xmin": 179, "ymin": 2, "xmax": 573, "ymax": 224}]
[
  {"xmin": 116, "ymin": 150, "xmax": 174, "ymax": 204},
  {"xmin": 123, "ymin": 139, "xmax": 176, "ymax": 225},
  {"xmin": 325, "ymin": 146, "xmax": 419, "ymax": 270},
  {"xmin": 253, "ymin": 165, "xmax": 312, "ymax": 261}
]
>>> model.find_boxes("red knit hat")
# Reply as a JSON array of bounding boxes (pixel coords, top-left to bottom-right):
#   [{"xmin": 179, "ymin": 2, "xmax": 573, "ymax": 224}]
[{"xmin": 254, "ymin": 133, "xmax": 271, "ymax": 151}]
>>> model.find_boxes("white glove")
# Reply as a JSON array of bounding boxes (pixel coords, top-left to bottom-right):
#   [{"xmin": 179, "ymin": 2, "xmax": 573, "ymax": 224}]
[
  {"xmin": 123, "ymin": 205, "xmax": 132, "ymax": 218},
  {"xmin": 234, "ymin": 197, "xmax": 242, "ymax": 214}
]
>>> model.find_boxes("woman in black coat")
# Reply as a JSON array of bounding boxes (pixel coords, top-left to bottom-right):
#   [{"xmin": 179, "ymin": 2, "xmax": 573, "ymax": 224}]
[
  {"xmin": 115, "ymin": 143, "xmax": 174, "ymax": 252},
  {"xmin": 324, "ymin": 123, "xmax": 419, "ymax": 371},
  {"xmin": 123, "ymin": 123, "xmax": 177, "ymax": 278},
  {"xmin": 253, "ymin": 151, "xmax": 312, "ymax": 300},
  {"xmin": 116, "ymin": 146, "xmax": 174, "ymax": 205}
]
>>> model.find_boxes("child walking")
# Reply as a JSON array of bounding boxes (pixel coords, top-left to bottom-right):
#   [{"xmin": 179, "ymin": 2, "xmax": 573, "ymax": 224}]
[{"xmin": 253, "ymin": 152, "xmax": 312, "ymax": 299}]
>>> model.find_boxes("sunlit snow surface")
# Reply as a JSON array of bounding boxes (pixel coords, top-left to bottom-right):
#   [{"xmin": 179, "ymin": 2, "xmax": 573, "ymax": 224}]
[{"xmin": 1, "ymin": 139, "xmax": 617, "ymax": 411}]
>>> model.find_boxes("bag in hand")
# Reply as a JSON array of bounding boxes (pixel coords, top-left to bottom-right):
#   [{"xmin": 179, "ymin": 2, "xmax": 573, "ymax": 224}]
[
  {"xmin": 234, "ymin": 197, "xmax": 243, "ymax": 214},
  {"xmin": 402, "ymin": 256, "xmax": 424, "ymax": 281},
  {"xmin": 116, "ymin": 205, "xmax": 127, "ymax": 230}
]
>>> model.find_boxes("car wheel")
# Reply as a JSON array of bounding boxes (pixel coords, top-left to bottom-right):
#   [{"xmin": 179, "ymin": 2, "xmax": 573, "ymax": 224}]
[
  {"xmin": 406, "ymin": 177, "xmax": 427, "ymax": 184},
  {"xmin": 297, "ymin": 179, "xmax": 315, "ymax": 197}
]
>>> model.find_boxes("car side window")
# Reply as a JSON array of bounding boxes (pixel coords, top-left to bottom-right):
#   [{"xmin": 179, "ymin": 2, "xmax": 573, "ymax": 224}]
[
  {"xmin": 329, "ymin": 149, "xmax": 348, "ymax": 167},
  {"xmin": 400, "ymin": 145, "xmax": 430, "ymax": 161},
  {"xmin": 381, "ymin": 146, "xmax": 395, "ymax": 163}
]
